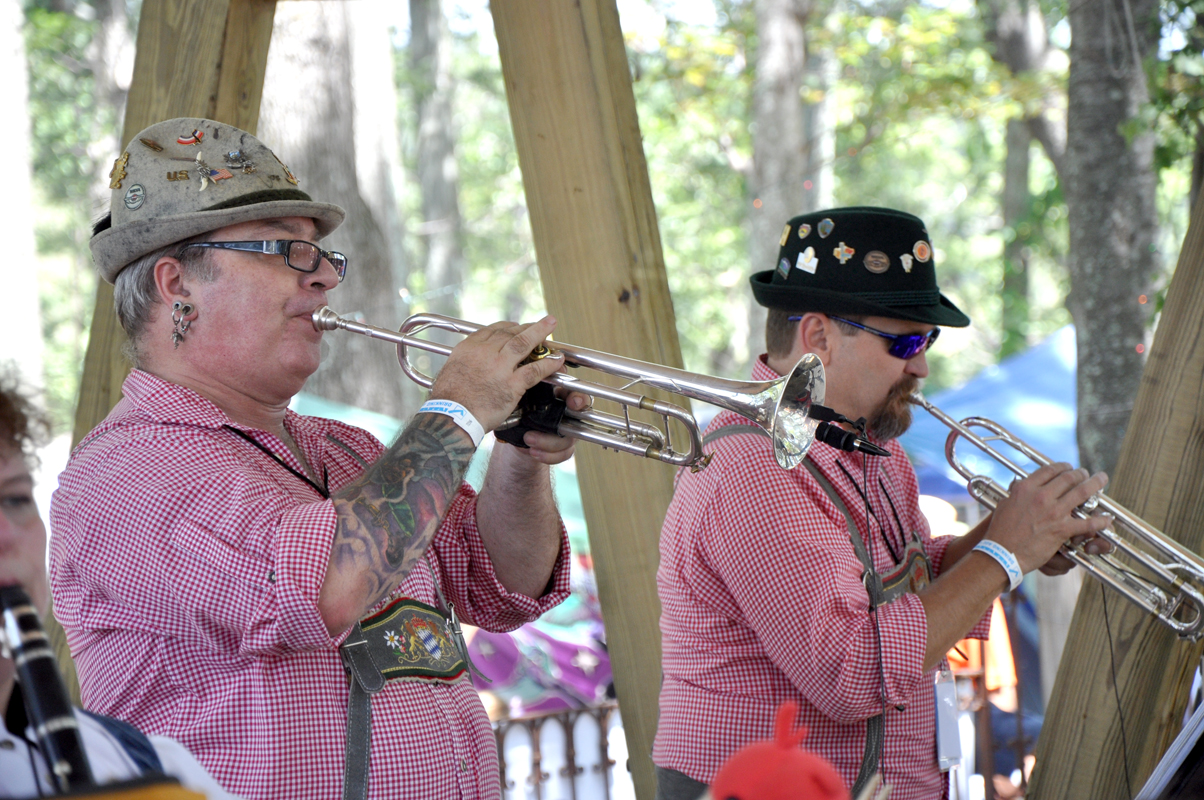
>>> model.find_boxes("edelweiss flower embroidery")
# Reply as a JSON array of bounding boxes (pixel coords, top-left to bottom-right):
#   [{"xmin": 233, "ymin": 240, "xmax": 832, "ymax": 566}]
[{"xmin": 384, "ymin": 631, "xmax": 401, "ymax": 650}]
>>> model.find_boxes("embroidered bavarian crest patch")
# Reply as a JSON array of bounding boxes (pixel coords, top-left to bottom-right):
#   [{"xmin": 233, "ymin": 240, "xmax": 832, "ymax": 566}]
[
  {"xmin": 360, "ymin": 596, "xmax": 467, "ymax": 682},
  {"xmin": 877, "ymin": 534, "xmax": 932, "ymax": 604}
]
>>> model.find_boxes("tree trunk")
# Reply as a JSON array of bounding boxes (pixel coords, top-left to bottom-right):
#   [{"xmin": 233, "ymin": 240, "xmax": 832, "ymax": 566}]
[
  {"xmin": 1064, "ymin": 0, "xmax": 1160, "ymax": 477},
  {"xmin": 977, "ymin": 0, "xmax": 1054, "ymax": 358},
  {"xmin": 1001, "ymin": 119, "xmax": 1031, "ymax": 357},
  {"xmin": 747, "ymin": 0, "xmax": 831, "ymax": 362},
  {"xmin": 259, "ymin": 1, "xmax": 416, "ymax": 422},
  {"xmin": 410, "ymin": 0, "xmax": 466, "ymax": 323}
]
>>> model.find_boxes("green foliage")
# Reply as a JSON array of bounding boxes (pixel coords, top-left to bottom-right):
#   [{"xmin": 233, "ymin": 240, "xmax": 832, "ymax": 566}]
[
  {"xmin": 25, "ymin": 3, "xmax": 117, "ymax": 431},
  {"xmin": 820, "ymin": 2, "xmax": 1072, "ymax": 387},
  {"xmin": 25, "ymin": 6, "xmax": 105, "ymax": 206},
  {"xmin": 1149, "ymin": 1, "xmax": 1204, "ymax": 173},
  {"xmin": 630, "ymin": 14, "xmax": 756, "ymax": 374}
]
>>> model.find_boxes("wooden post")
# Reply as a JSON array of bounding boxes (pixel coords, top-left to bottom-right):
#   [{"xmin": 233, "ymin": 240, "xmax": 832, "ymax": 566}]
[
  {"xmin": 58, "ymin": 0, "xmax": 277, "ymax": 703},
  {"xmin": 1029, "ymin": 193, "xmax": 1204, "ymax": 796},
  {"xmin": 491, "ymin": 3, "xmax": 680, "ymax": 797}
]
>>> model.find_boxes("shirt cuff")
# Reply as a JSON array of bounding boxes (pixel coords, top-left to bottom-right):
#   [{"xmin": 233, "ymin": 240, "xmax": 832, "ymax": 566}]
[{"xmin": 443, "ymin": 487, "xmax": 572, "ymax": 628}]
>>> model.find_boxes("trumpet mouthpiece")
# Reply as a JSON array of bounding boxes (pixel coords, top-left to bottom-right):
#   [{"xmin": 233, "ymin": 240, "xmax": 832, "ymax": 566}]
[{"xmin": 312, "ymin": 306, "xmax": 342, "ymax": 331}]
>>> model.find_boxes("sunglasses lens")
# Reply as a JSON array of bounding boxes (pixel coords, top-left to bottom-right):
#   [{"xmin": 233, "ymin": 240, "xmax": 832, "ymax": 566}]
[
  {"xmin": 889, "ymin": 337, "xmax": 924, "ymax": 359},
  {"xmin": 889, "ymin": 328, "xmax": 939, "ymax": 359}
]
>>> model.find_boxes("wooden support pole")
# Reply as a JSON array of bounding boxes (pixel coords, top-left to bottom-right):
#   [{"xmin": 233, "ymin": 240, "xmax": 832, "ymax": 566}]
[
  {"xmin": 491, "ymin": 3, "xmax": 680, "ymax": 798},
  {"xmin": 1029, "ymin": 194, "xmax": 1204, "ymax": 796},
  {"xmin": 58, "ymin": 0, "xmax": 277, "ymax": 703}
]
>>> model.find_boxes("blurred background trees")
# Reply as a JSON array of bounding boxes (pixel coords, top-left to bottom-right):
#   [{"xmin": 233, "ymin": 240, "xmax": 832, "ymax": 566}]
[{"xmin": 14, "ymin": 0, "xmax": 1202, "ymax": 456}]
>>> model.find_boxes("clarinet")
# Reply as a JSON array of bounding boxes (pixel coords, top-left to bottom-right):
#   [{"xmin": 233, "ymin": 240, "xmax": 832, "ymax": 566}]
[{"xmin": 1, "ymin": 585, "xmax": 95, "ymax": 792}]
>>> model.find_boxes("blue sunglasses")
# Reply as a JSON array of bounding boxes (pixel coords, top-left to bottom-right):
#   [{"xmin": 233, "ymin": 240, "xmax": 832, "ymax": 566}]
[{"xmin": 789, "ymin": 315, "xmax": 940, "ymax": 359}]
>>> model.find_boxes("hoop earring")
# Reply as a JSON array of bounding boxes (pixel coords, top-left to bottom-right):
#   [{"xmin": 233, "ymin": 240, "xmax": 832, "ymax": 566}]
[{"xmin": 171, "ymin": 301, "xmax": 195, "ymax": 349}]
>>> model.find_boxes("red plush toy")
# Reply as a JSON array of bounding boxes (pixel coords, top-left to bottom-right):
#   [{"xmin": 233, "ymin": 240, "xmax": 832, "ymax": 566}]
[{"xmin": 708, "ymin": 701, "xmax": 851, "ymax": 800}]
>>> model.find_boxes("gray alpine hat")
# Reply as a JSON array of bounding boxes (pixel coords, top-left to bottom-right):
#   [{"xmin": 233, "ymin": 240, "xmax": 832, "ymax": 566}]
[{"xmin": 92, "ymin": 117, "xmax": 345, "ymax": 283}]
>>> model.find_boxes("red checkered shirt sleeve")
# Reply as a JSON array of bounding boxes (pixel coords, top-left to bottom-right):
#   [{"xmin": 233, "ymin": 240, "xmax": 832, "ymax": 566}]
[{"xmin": 422, "ymin": 483, "xmax": 572, "ymax": 633}]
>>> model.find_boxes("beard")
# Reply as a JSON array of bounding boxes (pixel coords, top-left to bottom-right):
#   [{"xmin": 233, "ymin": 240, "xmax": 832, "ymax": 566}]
[{"xmin": 866, "ymin": 375, "xmax": 920, "ymax": 441}]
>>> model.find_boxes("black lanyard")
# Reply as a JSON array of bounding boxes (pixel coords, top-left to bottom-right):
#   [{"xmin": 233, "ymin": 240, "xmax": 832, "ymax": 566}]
[
  {"xmin": 223, "ymin": 425, "xmax": 330, "ymax": 499},
  {"xmin": 835, "ymin": 459, "xmax": 905, "ymax": 565}
]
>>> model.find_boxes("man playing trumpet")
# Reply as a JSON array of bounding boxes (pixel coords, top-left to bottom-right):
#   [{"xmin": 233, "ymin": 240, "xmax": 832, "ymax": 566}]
[
  {"xmin": 653, "ymin": 207, "xmax": 1112, "ymax": 800},
  {"xmin": 50, "ymin": 118, "xmax": 580, "ymax": 800}
]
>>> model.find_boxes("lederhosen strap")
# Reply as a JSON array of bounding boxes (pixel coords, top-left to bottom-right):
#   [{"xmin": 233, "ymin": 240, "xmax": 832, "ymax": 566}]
[
  {"xmin": 701, "ymin": 425, "xmax": 912, "ymax": 796},
  {"xmin": 326, "ymin": 434, "xmax": 481, "ymax": 800}
]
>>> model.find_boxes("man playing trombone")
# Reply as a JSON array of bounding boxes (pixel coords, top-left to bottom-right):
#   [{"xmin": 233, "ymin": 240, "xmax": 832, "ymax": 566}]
[
  {"xmin": 653, "ymin": 207, "xmax": 1112, "ymax": 800},
  {"xmin": 50, "ymin": 118, "xmax": 580, "ymax": 800}
]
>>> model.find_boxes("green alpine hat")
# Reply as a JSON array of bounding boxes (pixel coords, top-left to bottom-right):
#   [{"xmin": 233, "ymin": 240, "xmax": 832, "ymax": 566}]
[
  {"xmin": 750, "ymin": 206, "xmax": 970, "ymax": 327},
  {"xmin": 91, "ymin": 117, "xmax": 346, "ymax": 283}
]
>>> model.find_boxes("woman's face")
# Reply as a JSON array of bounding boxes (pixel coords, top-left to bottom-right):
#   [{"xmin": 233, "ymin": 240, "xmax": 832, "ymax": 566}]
[{"xmin": 0, "ymin": 444, "xmax": 48, "ymax": 615}]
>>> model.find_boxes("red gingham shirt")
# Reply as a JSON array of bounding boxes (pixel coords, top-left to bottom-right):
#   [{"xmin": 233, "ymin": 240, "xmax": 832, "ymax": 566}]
[
  {"xmin": 653, "ymin": 358, "xmax": 990, "ymax": 799},
  {"xmin": 48, "ymin": 370, "xmax": 570, "ymax": 800}
]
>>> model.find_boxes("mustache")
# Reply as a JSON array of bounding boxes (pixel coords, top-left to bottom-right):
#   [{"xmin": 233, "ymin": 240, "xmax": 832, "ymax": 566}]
[{"xmin": 888, "ymin": 375, "xmax": 920, "ymax": 405}]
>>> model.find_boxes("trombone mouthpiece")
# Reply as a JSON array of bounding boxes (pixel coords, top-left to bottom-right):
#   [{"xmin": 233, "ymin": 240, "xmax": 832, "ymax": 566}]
[{"xmin": 312, "ymin": 306, "xmax": 342, "ymax": 332}]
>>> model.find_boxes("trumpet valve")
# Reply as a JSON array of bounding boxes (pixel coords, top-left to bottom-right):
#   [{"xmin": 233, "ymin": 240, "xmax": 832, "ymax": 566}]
[{"xmin": 523, "ymin": 345, "xmax": 553, "ymax": 363}]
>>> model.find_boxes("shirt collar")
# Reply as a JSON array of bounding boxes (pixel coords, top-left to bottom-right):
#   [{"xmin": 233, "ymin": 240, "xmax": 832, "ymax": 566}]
[{"xmin": 121, "ymin": 369, "xmax": 328, "ymax": 439}]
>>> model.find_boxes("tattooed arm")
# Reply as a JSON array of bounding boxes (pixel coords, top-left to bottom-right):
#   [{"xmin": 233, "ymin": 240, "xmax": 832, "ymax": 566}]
[
  {"xmin": 316, "ymin": 316, "xmax": 566, "ymax": 636},
  {"xmin": 318, "ymin": 414, "xmax": 474, "ymax": 635}
]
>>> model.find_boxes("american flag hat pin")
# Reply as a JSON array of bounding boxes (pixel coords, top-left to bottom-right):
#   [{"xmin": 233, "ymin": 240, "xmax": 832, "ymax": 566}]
[{"xmin": 193, "ymin": 153, "xmax": 233, "ymax": 192}]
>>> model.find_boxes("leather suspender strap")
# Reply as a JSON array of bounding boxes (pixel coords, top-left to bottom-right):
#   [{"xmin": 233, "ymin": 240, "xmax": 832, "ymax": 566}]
[
  {"xmin": 340, "ymin": 623, "xmax": 385, "ymax": 800},
  {"xmin": 326, "ymin": 435, "xmax": 381, "ymax": 800},
  {"xmin": 798, "ymin": 455, "xmax": 885, "ymax": 797},
  {"xmin": 702, "ymin": 425, "xmax": 884, "ymax": 794}
]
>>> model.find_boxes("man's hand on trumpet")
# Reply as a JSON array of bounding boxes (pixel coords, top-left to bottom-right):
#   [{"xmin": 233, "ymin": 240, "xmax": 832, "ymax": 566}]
[
  {"xmin": 428, "ymin": 315, "xmax": 566, "ymax": 434},
  {"xmin": 987, "ymin": 462, "xmax": 1115, "ymax": 576},
  {"xmin": 426, "ymin": 314, "xmax": 591, "ymax": 465}
]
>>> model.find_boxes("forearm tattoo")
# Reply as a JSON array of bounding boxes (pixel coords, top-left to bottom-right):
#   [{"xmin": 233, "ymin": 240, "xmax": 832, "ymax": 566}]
[{"xmin": 331, "ymin": 413, "xmax": 475, "ymax": 612}]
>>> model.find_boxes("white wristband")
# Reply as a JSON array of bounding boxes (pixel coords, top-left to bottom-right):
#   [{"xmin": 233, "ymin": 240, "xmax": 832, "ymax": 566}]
[
  {"xmin": 973, "ymin": 540, "xmax": 1024, "ymax": 592},
  {"xmin": 417, "ymin": 400, "xmax": 485, "ymax": 448}
]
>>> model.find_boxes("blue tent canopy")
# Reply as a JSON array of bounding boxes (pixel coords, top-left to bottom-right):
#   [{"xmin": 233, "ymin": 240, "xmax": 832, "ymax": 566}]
[{"xmin": 898, "ymin": 326, "xmax": 1078, "ymax": 501}]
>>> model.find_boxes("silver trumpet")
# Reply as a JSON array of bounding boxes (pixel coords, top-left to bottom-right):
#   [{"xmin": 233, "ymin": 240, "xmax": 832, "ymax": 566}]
[
  {"xmin": 911, "ymin": 393, "xmax": 1204, "ymax": 640},
  {"xmin": 313, "ymin": 307, "xmax": 825, "ymax": 471}
]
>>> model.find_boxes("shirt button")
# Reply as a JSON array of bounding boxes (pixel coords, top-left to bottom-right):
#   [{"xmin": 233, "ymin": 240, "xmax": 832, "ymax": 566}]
[
  {"xmin": 460, "ymin": 758, "xmax": 468, "ymax": 772},
  {"xmin": 0, "ymin": 739, "xmax": 14, "ymax": 750}
]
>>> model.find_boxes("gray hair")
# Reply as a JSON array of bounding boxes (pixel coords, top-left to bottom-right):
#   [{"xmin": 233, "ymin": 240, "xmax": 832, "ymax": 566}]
[{"xmin": 113, "ymin": 232, "xmax": 218, "ymax": 366}]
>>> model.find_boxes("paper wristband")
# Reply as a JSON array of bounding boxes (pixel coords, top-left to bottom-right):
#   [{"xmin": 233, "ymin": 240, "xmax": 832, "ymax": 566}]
[
  {"xmin": 973, "ymin": 540, "xmax": 1024, "ymax": 592},
  {"xmin": 417, "ymin": 400, "xmax": 485, "ymax": 448}
]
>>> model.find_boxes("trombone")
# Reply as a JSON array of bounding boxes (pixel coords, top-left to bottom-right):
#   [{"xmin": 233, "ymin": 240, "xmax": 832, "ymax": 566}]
[
  {"xmin": 312, "ymin": 307, "xmax": 825, "ymax": 471},
  {"xmin": 910, "ymin": 393, "xmax": 1204, "ymax": 641}
]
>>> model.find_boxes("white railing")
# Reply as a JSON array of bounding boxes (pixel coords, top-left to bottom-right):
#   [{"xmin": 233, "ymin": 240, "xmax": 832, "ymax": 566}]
[{"xmin": 494, "ymin": 702, "xmax": 636, "ymax": 800}]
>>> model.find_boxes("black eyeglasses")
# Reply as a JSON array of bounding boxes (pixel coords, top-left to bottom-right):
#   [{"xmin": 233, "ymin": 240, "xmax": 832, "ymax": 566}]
[
  {"xmin": 180, "ymin": 240, "xmax": 348, "ymax": 282},
  {"xmin": 789, "ymin": 314, "xmax": 940, "ymax": 359}
]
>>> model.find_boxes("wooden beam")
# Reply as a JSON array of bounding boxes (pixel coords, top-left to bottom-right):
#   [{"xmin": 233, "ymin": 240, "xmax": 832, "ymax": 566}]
[
  {"xmin": 58, "ymin": 0, "xmax": 277, "ymax": 704},
  {"xmin": 491, "ymin": 3, "xmax": 680, "ymax": 797},
  {"xmin": 1029, "ymin": 191, "xmax": 1204, "ymax": 796}
]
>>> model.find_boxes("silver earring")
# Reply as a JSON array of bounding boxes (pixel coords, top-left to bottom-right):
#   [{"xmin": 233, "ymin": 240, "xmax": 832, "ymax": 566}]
[{"xmin": 171, "ymin": 301, "xmax": 195, "ymax": 348}]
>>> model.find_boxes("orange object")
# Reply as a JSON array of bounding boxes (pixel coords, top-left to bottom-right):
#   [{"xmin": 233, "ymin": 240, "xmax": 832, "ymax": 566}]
[
  {"xmin": 709, "ymin": 701, "xmax": 850, "ymax": 800},
  {"xmin": 947, "ymin": 598, "xmax": 1017, "ymax": 692}
]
